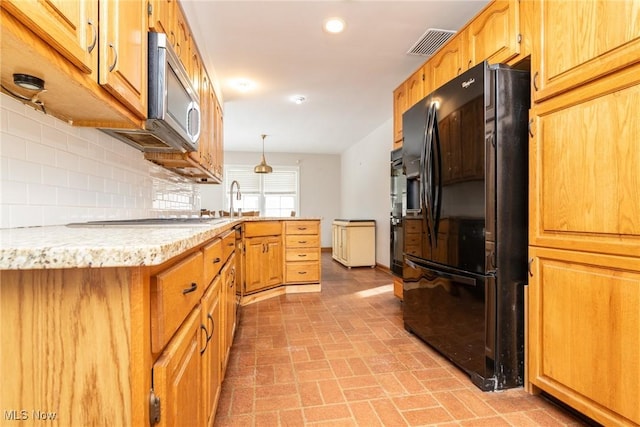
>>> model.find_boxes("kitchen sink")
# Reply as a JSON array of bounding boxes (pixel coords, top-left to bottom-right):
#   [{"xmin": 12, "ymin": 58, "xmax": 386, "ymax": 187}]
[{"xmin": 66, "ymin": 217, "xmax": 231, "ymax": 228}]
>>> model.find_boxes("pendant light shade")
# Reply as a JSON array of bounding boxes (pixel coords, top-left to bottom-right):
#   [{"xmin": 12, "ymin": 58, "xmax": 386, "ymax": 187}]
[{"xmin": 254, "ymin": 134, "xmax": 273, "ymax": 174}]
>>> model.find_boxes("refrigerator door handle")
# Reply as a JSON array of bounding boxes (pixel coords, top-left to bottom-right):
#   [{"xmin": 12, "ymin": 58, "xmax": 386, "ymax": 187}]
[
  {"xmin": 431, "ymin": 104, "xmax": 442, "ymax": 241},
  {"xmin": 421, "ymin": 106, "xmax": 434, "ymax": 245}
]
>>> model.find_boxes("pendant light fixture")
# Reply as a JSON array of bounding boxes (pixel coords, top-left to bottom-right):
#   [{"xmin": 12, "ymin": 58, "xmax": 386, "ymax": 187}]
[{"xmin": 254, "ymin": 134, "xmax": 273, "ymax": 174}]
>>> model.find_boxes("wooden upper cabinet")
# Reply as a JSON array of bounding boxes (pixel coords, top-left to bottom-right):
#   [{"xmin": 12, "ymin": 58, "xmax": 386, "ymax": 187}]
[
  {"xmin": 392, "ymin": 82, "xmax": 407, "ymax": 147},
  {"xmin": 149, "ymin": 0, "xmax": 176, "ymax": 37},
  {"xmin": 406, "ymin": 66, "xmax": 425, "ymax": 107},
  {"xmin": 467, "ymin": 0, "xmax": 520, "ymax": 68},
  {"xmin": 175, "ymin": 6, "xmax": 191, "ymax": 77},
  {"xmin": 529, "ymin": 64, "xmax": 640, "ymax": 258},
  {"xmin": 429, "ymin": 35, "xmax": 464, "ymax": 90},
  {"xmin": 99, "ymin": 0, "xmax": 147, "ymax": 119},
  {"xmin": 532, "ymin": 0, "xmax": 640, "ymax": 102},
  {"xmin": 1, "ymin": 0, "xmax": 97, "ymax": 75}
]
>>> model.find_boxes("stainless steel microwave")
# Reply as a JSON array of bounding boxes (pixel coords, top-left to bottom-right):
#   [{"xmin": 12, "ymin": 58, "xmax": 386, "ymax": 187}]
[{"xmin": 101, "ymin": 32, "xmax": 201, "ymax": 152}]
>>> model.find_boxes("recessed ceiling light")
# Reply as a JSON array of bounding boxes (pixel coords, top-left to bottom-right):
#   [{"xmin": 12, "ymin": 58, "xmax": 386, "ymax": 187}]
[
  {"xmin": 230, "ymin": 78, "xmax": 256, "ymax": 93},
  {"xmin": 291, "ymin": 95, "xmax": 306, "ymax": 105},
  {"xmin": 323, "ymin": 17, "xmax": 345, "ymax": 34}
]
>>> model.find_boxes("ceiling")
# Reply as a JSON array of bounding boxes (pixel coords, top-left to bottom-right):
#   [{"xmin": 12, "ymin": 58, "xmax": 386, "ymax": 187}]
[{"xmin": 181, "ymin": 1, "xmax": 489, "ymax": 155}]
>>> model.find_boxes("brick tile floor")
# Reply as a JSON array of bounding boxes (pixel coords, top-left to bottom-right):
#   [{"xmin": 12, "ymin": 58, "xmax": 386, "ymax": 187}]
[{"xmin": 214, "ymin": 253, "xmax": 591, "ymax": 426}]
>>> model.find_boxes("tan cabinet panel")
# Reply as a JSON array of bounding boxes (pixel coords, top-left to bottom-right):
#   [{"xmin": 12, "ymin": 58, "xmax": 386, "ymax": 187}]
[
  {"xmin": 151, "ymin": 251, "xmax": 204, "ymax": 353},
  {"xmin": 467, "ymin": 0, "xmax": 520, "ymax": 67},
  {"xmin": 529, "ymin": 69, "xmax": 640, "ymax": 257},
  {"xmin": 527, "ymin": 247, "xmax": 640, "ymax": 426},
  {"xmin": 99, "ymin": 0, "xmax": 147, "ymax": 118},
  {"xmin": 153, "ymin": 307, "xmax": 203, "ymax": 427},
  {"xmin": 2, "ymin": 0, "xmax": 97, "ymax": 75},
  {"xmin": 532, "ymin": 0, "xmax": 640, "ymax": 102},
  {"xmin": 393, "ymin": 82, "xmax": 408, "ymax": 147},
  {"xmin": 200, "ymin": 276, "xmax": 222, "ymax": 427}
]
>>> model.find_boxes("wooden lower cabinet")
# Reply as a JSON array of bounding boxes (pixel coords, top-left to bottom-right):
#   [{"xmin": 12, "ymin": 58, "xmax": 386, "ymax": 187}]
[
  {"xmin": 153, "ymin": 306, "xmax": 203, "ymax": 427},
  {"xmin": 200, "ymin": 275, "xmax": 222, "ymax": 427},
  {"xmin": 527, "ymin": 247, "xmax": 640, "ymax": 426},
  {"xmin": 284, "ymin": 220, "xmax": 321, "ymax": 284},
  {"xmin": 243, "ymin": 221, "xmax": 283, "ymax": 294},
  {"xmin": 222, "ymin": 252, "xmax": 237, "ymax": 367},
  {"xmin": 0, "ymin": 229, "xmax": 240, "ymax": 426}
]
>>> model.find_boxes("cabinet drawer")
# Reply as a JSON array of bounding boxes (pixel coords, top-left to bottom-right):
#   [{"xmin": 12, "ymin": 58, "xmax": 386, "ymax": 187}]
[
  {"xmin": 285, "ymin": 235, "xmax": 319, "ymax": 248},
  {"xmin": 286, "ymin": 248, "xmax": 319, "ymax": 262},
  {"xmin": 203, "ymin": 238, "xmax": 223, "ymax": 285},
  {"xmin": 244, "ymin": 221, "xmax": 281, "ymax": 237},
  {"xmin": 151, "ymin": 251, "xmax": 204, "ymax": 353},
  {"xmin": 221, "ymin": 231, "xmax": 236, "ymax": 262},
  {"xmin": 285, "ymin": 221, "xmax": 319, "ymax": 235},
  {"xmin": 405, "ymin": 219, "xmax": 423, "ymax": 234},
  {"xmin": 285, "ymin": 263, "xmax": 320, "ymax": 283}
]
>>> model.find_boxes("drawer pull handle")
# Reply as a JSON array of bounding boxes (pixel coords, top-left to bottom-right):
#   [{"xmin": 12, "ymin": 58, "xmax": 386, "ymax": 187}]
[
  {"xmin": 213, "ymin": 257, "xmax": 221, "ymax": 264},
  {"xmin": 108, "ymin": 43, "xmax": 118, "ymax": 72},
  {"xmin": 87, "ymin": 20, "xmax": 97, "ymax": 53},
  {"xmin": 227, "ymin": 242, "xmax": 235, "ymax": 247},
  {"xmin": 298, "ymin": 240, "xmax": 307, "ymax": 244},
  {"xmin": 297, "ymin": 254, "xmax": 307, "ymax": 257},
  {"xmin": 207, "ymin": 314, "xmax": 214, "ymax": 341},
  {"xmin": 299, "ymin": 271, "xmax": 307, "ymax": 275},
  {"xmin": 199, "ymin": 324, "xmax": 208, "ymax": 355},
  {"xmin": 182, "ymin": 282, "xmax": 198, "ymax": 294},
  {"xmin": 297, "ymin": 227, "xmax": 307, "ymax": 230}
]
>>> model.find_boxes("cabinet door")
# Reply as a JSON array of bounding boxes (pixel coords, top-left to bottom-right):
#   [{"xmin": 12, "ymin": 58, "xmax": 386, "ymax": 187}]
[
  {"xmin": 532, "ymin": 0, "xmax": 640, "ymax": 102},
  {"xmin": 467, "ymin": 0, "xmax": 519, "ymax": 68},
  {"xmin": 153, "ymin": 307, "xmax": 203, "ymax": 427},
  {"xmin": 529, "ymin": 73, "xmax": 640, "ymax": 257},
  {"xmin": 393, "ymin": 82, "xmax": 408, "ymax": 147},
  {"xmin": 99, "ymin": 0, "xmax": 147, "ymax": 118},
  {"xmin": 406, "ymin": 67, "xmax": 425, "ymax": 108},
  {"xmin": 213, "ymin": 95, "xmax": 224, "ymax": 180},
  {"xmin": 264, "ymin": 237, "xmax": 283, "ymax": 287},
  {"xmin": 527, "ymin": 247, "xmax": 640, "ymax": 426},
  {"xmin": 200, "ymin": 277, "xmax": 221, "ymax": 427},
  {"xmin": 429, "ymin": 35, "xmax": 463, "ymax": 90},
  {"xmin": 148, "ymin": 0, "xmax": 175, "ymax": 37},
  {"xmin": 244, "ymin": 237, "xmax": 265, "ymax": 293},
  {"xmin": 2, "ymin": 0, "xmax": 97, "ymax": 75},
  {"xmin": 224, "ymin": 253, "xmax": 237, "ymax": 359},
  {"xmin": 175, "ymin": 6, "xmax": 191, "ymax": 75}
]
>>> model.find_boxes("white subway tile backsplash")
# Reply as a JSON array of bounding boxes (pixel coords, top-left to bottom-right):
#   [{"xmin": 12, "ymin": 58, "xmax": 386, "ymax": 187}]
[
  {"xmin": 6, "ymin": 110, "xmax": 43, "ymax": 143},
  {"xmin": 1, "ymin": 94, "xmax": 201, "ymax": 228},
  {"xmin": 41, "ymin": 165, "xmax": 69, "ymax": 187},
  {"xmin": 7, "ymin": 158, "xmax": 42, "ymax": 184},
  {"xmin": 2, "ymin": 181, "xmax": 28, "ymax": 204},
  {"xmin": 27, "ymin": 183, "xmax": 58, "ymax": 205},
  {"xmin": 26, "ymin": 141, "xmax": 57, "ymax": 165},
  {"xmin": 0, "ymin": 133, "xmax": 27, "ymax": 160}
]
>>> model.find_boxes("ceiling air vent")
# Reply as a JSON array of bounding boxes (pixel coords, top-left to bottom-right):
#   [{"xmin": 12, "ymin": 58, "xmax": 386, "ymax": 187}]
[{"xmin": 407, "ymin": 28, "xmax": 456, "ymax": 56}]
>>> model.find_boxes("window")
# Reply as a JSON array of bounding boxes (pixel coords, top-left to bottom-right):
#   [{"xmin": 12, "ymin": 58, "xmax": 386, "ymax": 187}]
[{"xmin": 223, "ymin": 165, "xmax": 299, "ymax": 217}]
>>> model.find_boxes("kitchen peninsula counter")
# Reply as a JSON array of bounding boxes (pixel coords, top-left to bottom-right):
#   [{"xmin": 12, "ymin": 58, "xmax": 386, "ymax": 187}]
[{"xmin": 0, "ymin": 217, "xmax": 319, "ymax": 270}]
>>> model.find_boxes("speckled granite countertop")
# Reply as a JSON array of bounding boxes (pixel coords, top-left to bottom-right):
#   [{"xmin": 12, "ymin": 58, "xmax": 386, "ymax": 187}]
[{"xmin": 0, "ymin": 217, "xmax": 318, "ymax": 270}]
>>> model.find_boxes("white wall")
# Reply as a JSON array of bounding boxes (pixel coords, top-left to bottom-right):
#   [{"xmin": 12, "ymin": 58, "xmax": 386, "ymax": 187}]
[
  {"xmin": 340, "ymin": 118, "xmax": 392, "ymax": 269},
  {"xmin": 0, "ymin": 94, "xmax": 200, "ymax": 228},
  {"xmin": 199, "ymin": 151, "xmax": 341, "ymax": 248}
]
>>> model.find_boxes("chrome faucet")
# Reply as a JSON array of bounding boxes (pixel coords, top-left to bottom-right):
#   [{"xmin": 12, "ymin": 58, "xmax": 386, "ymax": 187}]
[{"xmin": 229, "ymin": 180, "xmax": 241, "ymax": 218}]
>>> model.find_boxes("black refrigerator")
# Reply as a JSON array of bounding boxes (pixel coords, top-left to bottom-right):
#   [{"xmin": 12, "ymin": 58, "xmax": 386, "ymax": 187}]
[{"xmin": 402, "ymin": 61, "xmax": 530, "ymax": 391}]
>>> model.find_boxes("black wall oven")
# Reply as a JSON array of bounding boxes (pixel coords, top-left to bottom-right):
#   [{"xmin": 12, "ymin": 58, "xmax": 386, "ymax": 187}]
[{"xmin": 390, "ymin": 148, "xmax": 405, "ymax": 277}]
